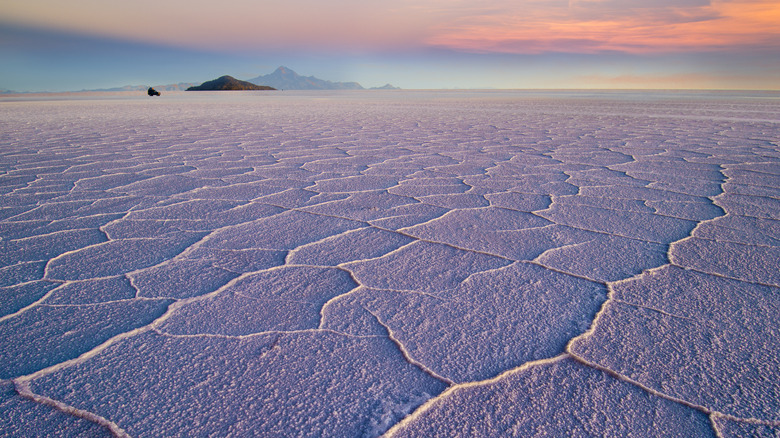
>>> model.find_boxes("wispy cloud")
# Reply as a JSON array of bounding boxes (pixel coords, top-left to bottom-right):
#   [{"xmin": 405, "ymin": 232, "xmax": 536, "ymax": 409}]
[
  {"xmin": 426, "ymin": 0, "xmax": 780, "ymax": 54},
  {"xmin": 2, "ymin": 0, "xmax": 778, "ymax": 54},
  {"xmin": 1, "ymin": 0, "xmax": 435, "ymax": 52}
]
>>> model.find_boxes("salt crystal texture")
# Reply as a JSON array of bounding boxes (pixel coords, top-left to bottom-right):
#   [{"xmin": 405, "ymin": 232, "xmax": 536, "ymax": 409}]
[{"xmin": 1, "ymin": 90, "xmax": 778, "ymax": 437}]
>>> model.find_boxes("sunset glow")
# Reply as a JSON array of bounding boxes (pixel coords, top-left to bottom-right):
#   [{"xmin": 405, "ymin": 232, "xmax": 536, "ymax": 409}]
[
  {"xmin": 1, "ymin": 0, "xmax": 778, "ymax": 90},
  {"xmin": 427, "ymin": 0, "xmax": 780, "ymax": 54}
]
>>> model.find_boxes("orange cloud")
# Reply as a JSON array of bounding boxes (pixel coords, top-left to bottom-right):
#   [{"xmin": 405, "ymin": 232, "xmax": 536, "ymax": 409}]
[
  {"xmin": 427, "ymin": 0, "xmax": 780, "ymax": 54},
  {"xmin": 2, "ymin": 0, "xmax": 778, "ymax": 54}
]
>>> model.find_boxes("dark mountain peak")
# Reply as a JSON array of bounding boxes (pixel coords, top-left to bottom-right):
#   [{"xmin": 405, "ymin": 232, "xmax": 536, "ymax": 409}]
[{"xmin": 187, "ymin": 75, "xmax": 275, "ymax": 91}]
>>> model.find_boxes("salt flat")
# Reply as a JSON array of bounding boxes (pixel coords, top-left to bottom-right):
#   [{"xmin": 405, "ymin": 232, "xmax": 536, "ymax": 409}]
[{"xmin": 1, "ymin": 90, "xmax": 778, "ymax": 437}]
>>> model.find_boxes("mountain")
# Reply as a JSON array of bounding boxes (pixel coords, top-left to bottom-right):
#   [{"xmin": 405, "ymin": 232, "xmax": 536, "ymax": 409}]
[
  {"xmin": 248, "ymin": 66, "xmax": 364, "ymax": 90},
  {"xmin": 187, "ymin": 75, "xmax": 276, "ymax": 91},
  {"xmin": 371, "ymin": 84, "xmax": 400, "ymax": 90}
]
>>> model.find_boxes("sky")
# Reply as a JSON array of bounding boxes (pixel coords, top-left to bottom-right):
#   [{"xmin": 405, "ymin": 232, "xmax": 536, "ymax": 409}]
[{"xmin": 1, "ymin": 0, "xmax": 779, "ymax": 91}]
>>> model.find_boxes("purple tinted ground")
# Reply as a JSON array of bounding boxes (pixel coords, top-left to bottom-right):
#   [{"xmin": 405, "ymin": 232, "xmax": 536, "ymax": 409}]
[{"xmin": 0, "ymin": 90, "xmax": 778, "ymax": 437}]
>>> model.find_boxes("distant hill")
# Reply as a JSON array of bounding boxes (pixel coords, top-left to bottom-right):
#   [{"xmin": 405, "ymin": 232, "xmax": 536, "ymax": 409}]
[
  {"xmin": 371, "ymin": 84, "xmax": 400, "ymax": 90},
  {"xmin": 187, "ymin": 75, "xmax": 276, "ymax": 91},
  {"xmin": 248, "ymin": 66, "xmax": 364, "ymax": 90}
]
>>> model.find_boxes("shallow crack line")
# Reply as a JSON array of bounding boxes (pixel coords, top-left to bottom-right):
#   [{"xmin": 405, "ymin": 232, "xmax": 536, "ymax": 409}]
[
  {"xmin": 42, "ymin": 237, "xmax": 180, "ymax": 281},
  {"xmin": 703, "ymin": 211, "xmax": 780, "ymax": 228},
  {"xmin": 365, "ymin": 210, "xmax": 441, "ymax": 226},
  {"xmin": 285, "ymin": 227, "xmax": 370, "ymax": 265},
  {"xmin": 232, "ymin": 293, "xmax": 317, "ymax": 305},
  {"xmin": 260, "ymin": 204, "xmax": 374, "ymax": 227},
  {"xmin": 526, "ymin": 218, "xmax": 681, "ymax": 247},
  {"xmin": 677, "ymin": 232, "xmax": 780, "ymax": 250},
  {"xmin": 531, "ymin": 238, "xmax": 599, "ymax": 264},
  {"xmin": 567, "ymin": 351, "xmax": 780, "ymax": 428},
  {"xmin": 0, "ymin": 262, "xmax": 60, "ymax": 284},
  {"xmin": 38, "ymin": 297, "xmax": 168, "ymax": 307},
  {"xmin": 13, "ymin": 380, "xmax": 132, "ymax": 438},
  {"xmin": 364, "ymin": 307, "xmax": 456, "ymax": 387},
  {"xmin": 151, "ymin": 327, "xmax": 383, "ymax": 340},
  {"xmin": 622, "ymin": 183, "xmax": 724, "ymax": 201},
  {"xmin": 384, "ymin": 230, "xmax": 518, "ymax": 264},
  {"xmin": 611, "ymin": 299, "xmax": 698, "ymax": 322},
  {"xmin": 454, "ymin": 261, "xmax": 524, "ymax": 288},
  {"xmin": 382, "ymin": 354, "xmax": 570, "ymax": 438},
  {"xmin": 721, "ymin": 187, "xmax": 780, "ymax": 202},
  {"xmin": 14, "ymin": 300, "xmax": 180, "ymax": 386},
  {"xmin": 5, "ymin": 227, "xmax": 103, "ymax": 243},
  {"xmin": 667, "ymin": 262, "xmax": 780, "ymax": 289},
  {"xmin": 639, "ymin": 207, "xmax": 728, "ymax": 223},
  {"xmin": 337, "ymin": 240, "xmax": 419, "ymax": 267},
  {"xmin": 393, "ymin": 205, "xmax": 501, "ymax": 233},
  {"xmin": 142, "ymin": 266, "xmax": 323, "ymax": 329},
  {"xmin": 342, "ymin": 284, "xmax": 452, "ymax": 302},
  {"xmin": 0, "ymin": 284, "xmax": 62, "ymax": 323},
  {"xmin": 535, "ymin": 205, "xmax": 703, "ymax": 235},
  {"xmin": 292, "ymin": 197, "xmax": 420, "ymax": 224},
  {"xmin": 491, "ymin": 223, "xmax": 562, "ymax": 236},
  {"xmin": 483, "ymin": 202, "xmax": 554, "ymax": 216},
  {"xmin": 687, "ymin": 234, "xmax": 780, "ymax": 249},
  {"xmin": 523, "ymin": 259, "xmax": 610, "ymax": 285}
]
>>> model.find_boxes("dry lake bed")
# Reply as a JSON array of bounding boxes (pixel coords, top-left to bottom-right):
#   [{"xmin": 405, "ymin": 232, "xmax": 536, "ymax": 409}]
[{"xmin": 1, "ymin": 90, "xmax": 779, "ymax": 437}]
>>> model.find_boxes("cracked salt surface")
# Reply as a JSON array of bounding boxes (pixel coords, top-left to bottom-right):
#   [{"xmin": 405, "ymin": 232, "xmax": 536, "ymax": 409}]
[{"xmin": 1, "ymin": 90, "xmax": 779, "ymax": 437}]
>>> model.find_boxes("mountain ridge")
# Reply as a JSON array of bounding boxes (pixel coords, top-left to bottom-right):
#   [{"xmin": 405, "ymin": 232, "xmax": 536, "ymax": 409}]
[
  {"xmin": 248, "ymin": 66, "xmax": 365, "ymax": 90},
  {"xmin": 0, "ymin": 67, "xmax": 398, "ymax": 93}
]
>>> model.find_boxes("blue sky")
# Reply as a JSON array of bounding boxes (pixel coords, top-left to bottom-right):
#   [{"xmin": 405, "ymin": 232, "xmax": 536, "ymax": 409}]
[{"xmin": 2, "ymin": 0, "xmax": 779, "ymax": 91}]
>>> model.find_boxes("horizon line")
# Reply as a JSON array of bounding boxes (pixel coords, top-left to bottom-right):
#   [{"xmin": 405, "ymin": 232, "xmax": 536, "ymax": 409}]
[{"xmin": 4, "ymin": 88, "xmax": 780, "ymax": 96}]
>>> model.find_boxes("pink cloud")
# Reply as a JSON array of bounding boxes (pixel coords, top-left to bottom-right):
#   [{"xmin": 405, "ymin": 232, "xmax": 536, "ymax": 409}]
[
  {"xmin": 426, "ymin": 0, "xmax": 780, "ymax": 54},
  {"xmin": 2, "ymin": 0, "xmax": 779, "ymax": 54}
]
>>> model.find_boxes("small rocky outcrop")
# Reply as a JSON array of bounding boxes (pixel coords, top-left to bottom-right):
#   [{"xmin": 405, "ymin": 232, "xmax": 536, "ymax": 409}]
[{"xmin": 187, "ymin": 76, "xmax": 276, "ymax": 91}]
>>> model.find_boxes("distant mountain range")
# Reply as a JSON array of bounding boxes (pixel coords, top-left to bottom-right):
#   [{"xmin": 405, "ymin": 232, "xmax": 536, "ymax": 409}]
[
  {"xmin": 248, "ymin": 66, "xmax": 362, "ymax": 90},
  {"xmin": 186, "ymin": 75, "xmax": 275, "ymax": 91},
  {"xmin": 370, "ymin": 83, "xmax": 401, "ymax": 90},
  {"xmin": 249, "ymin": 66, "xmax": 398, "ymax": 90},
  {"xmin": 0, "ymin": 66, "xmax": 398, "ymax": 94}
]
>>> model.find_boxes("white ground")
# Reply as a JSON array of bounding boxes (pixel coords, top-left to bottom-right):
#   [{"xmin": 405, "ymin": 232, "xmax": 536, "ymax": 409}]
[{"xmin": 1, "ymin": 90, "xmax": 778, "ymax": 437}]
